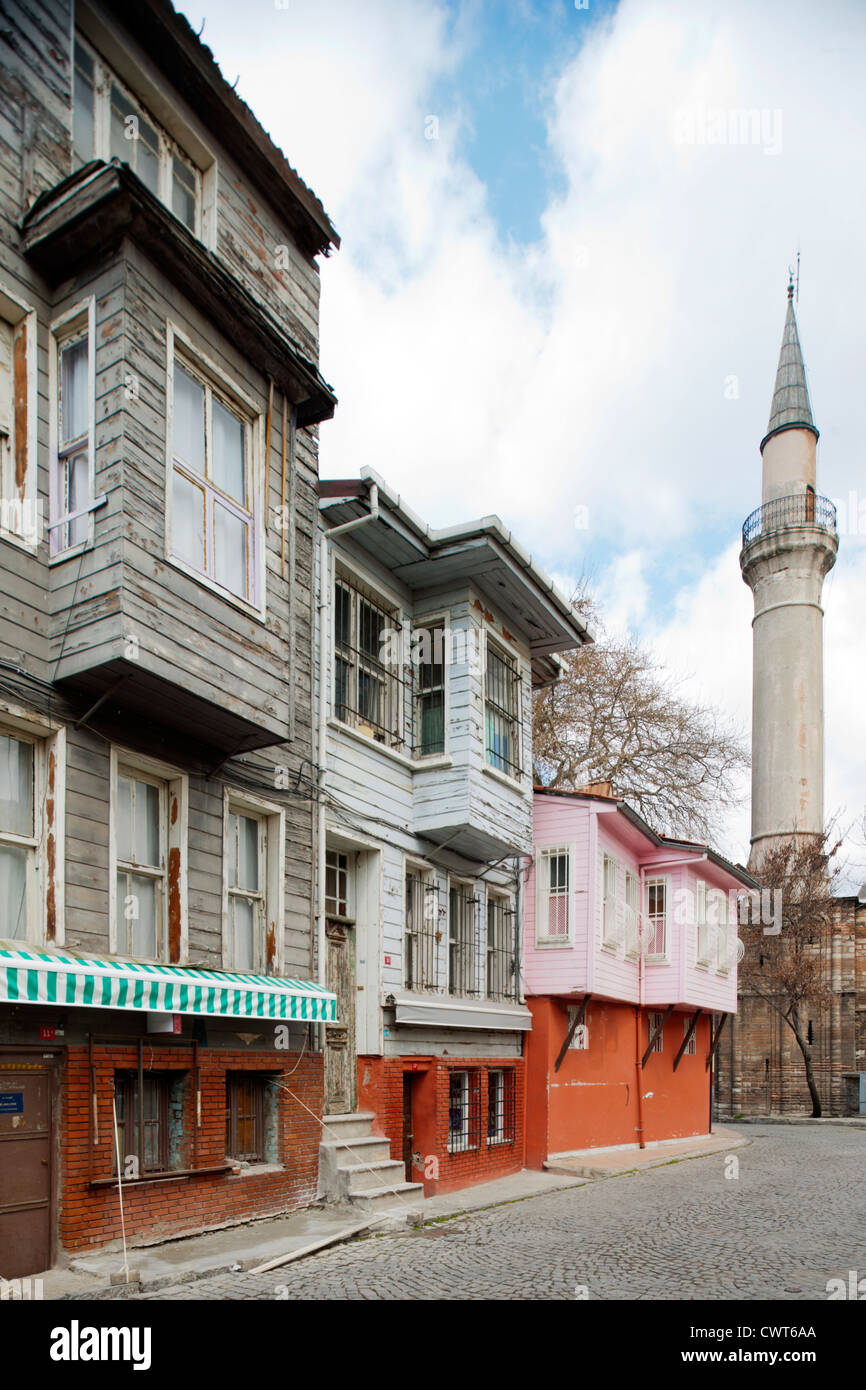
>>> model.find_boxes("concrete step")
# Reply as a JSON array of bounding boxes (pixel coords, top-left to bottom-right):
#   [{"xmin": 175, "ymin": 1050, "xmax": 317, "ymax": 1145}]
[
  {"xmin": 321, "ymin": 1136, "xmax": 393, "ymax": 1167},
  {"xmin": 343, "ymin": 1160, "xmax": 409, "ymax": 1194},
  {"xmin": 346, "ymin": 1181, "xmax": 425, "ymax": 1218},
  {"xmin": 320, "ymin": 1112, "xmax": 375, "ymax": 1141}
]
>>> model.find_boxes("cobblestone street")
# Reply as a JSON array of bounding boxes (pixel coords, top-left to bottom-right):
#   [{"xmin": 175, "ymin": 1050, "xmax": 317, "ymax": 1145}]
[{"xmin": 140, "ymin": 1126, "xmax": 866, "ymax": 1301}]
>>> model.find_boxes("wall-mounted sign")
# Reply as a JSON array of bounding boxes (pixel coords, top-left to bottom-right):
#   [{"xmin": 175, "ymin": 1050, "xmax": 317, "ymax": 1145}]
[
  {"xmin": 39, "ymin": 1027, "xmax": 55, "ymax": 1041},
  {"xmin": 0, "ymin": 1093, "xmax": 24, "ymax": 1114}
]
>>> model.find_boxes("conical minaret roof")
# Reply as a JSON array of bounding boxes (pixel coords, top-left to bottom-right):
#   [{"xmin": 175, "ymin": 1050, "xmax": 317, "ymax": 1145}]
[{"xmin": 760, "ymin": 280, "xmax": 819, "ymax": 453}]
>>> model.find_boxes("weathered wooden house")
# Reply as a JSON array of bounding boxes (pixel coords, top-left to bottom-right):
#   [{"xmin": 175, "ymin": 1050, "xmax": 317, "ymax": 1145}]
[
  {"xmin": 524, "ymin": 788, "xmax": 757, "ymax": 1166},
  {"xmin": 0, "ymin": 0, "xmax": 338, "ymax": 1277},
  {"xmin": 314, "ymin": 470, "xmax": 589, "ymax": 1203}
]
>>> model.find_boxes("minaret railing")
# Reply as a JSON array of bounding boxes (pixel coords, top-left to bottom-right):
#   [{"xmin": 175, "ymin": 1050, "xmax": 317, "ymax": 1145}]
[{"xmin": 741, "ymin": 493, "xmax": 837, "ymax": 548}]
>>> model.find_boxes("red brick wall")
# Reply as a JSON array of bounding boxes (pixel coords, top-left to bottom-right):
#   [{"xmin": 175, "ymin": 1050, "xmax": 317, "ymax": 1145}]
[
  {"xmin": 358, "ymin": 1055, "xmax": 525, "ymax": 1196},
  {"xmin": 59, "ymin": 1044, "xmax": 323, "ymax": 1252}
]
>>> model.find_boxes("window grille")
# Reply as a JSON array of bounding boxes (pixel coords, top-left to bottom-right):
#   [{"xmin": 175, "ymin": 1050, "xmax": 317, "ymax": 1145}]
[
  {"xmin": 602, "ymin": 854, "xmax": 620, "ymax": 947},
  {"xmin": 448, "ymin": 1069, "xmax": 480, "ymax": 1152},
  {"xmin": 485, "ymin": 643, "xmax": 521, "ymax": 778},
  {"xmin": 414, "ymin": 622, "xmax": 446, "ymax": 756},
  {"xmin": 648, "ymin": 1011, "xmax": 664, "ymax": 1053},
  {"xmin": 486, "ymin": 895, "xmax": 518, "ymax": 1001},
  {"xmin": 405, "ymin": 869, "xmax": 438, "ymax": 992},
  {"xmin": 645, "ymin": 878, "xmax": 668, "ymax": 959},
  {"xmin": 538, "ymin": 847, "xmax": 570, "ymax": 940},
  {"xmin": 225, "ymin": 1073, "xmax": 268, "ymax": 1162},
  {"xmin": 625, "ymin": 870, "xmax": 640, "ymax": 956},
  {"xmin": 683, "ymin": 1016, "xmax": 697, "ymax": 1055},
  {"xmin": 114, "ymin": 1071, "xmax": 175, "ymax": 1175},
  {"xmin": 449, "ymin": 884, "xmax": 478, "ymax": 996},
  {"xmin": 333, "ymin": 574, "xmax": 405, "ymax": 748},
  {"xmin": 487, "ymin": 1068, "xmax": 515, "ymax": 1144},
  {"xmin": 566, "ymin": 1006, "xmax": 589, "ymax": 1049}
]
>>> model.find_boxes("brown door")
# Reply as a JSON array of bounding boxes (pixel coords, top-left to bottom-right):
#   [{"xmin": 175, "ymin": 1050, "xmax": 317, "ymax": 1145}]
[
  {"xmin": 402, "ymin": 1073, "xmax": 415, "ymax": 1181},
  {"xmin": 324, "ymin": 921, "xmax": 356, "ymax": 1115},
  {"xmin": 0, "ymin": 1057, "xmax": 54, "ymax": 1278}
]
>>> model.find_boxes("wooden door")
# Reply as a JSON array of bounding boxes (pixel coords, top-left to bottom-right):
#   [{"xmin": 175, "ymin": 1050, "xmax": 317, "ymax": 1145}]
[
  {"xmin": 324, "ymin": 921, "xmax": 356, "ymax": 1115},
  {"xmin": 0, "ymin": 1057, "xmax": 54, "ymax": 1278}
]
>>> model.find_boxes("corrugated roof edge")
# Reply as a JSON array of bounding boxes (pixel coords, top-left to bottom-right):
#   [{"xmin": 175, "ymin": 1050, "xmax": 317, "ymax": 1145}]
[
  {"xmin": 346, "ymin": 467, "xmax": 594, "ymax": 647},
  {"xmin": 532, "ymin": 786, "xmax": 759, "ymax": 888}
]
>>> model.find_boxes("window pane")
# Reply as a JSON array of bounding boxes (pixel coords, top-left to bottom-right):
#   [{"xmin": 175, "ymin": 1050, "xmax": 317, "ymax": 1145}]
[
  {"xmin": 137, "ymin": 116, "xmax": 160, "ymax": 196},
  {"xmin": 0, "ymin": 736, "xmax": 33, "ymax": 836},
  {"xmin": 358, "ymin": 599, "xmax": 384, "ymax": 660},
  {"xmin": 419, "ymin": 691, "xmax": 444, "ymax": 755},
  {"xmin": 173, "ymin": 365, "xmax": 205, "ymax": 474},
  {"xmin": 231, "ymin": 896, "xmax": 255, "ymax": 972},
  {"xmin": 66, "ymin": 452, "xmax": 90, "ymax": 547},
  {"xmin": 110, "ymin": 84, "xmax": 137, "ymax": 162},
  {"xmin": 73, "ymin": 44, "xmax": 95, "ymax": 163},
  {"xmin": 211, "ymin": 397, "xmax": 245, "ymax": 502},
  {"xmin": 116, "ymin": 775, "xmax": 132, "ymax": 862},
  {"xmin": 172, "ymin": 469, "xmax": 206, "ymax": 571},
  {"xmin": 334, "ymin": 584, "xmax": 351, "ymax": 649},
  {"xmin": 214, "ymin": 502, "xmax": 247, "ymax": 598},
  {"xmin": 0, "ymin": 844, "xmax": 28, "ymax": 939},
  {"xmin": 60, "ymin": 337, "xmax": 88, "ymax": 445},
  {"xmin": 128, "ymin": 873, "xmax": 157, "ymax": 958},
  {"xmin": 133, "ymin": 780, "xmax": 160, "ymax": 867},
  {"xmin": 236, "ymin": 815, "xmax": 259, "ymax": 891},
  {"xmin": 172, "ymin": 166, "xmax": 196, "ymax": 230}
]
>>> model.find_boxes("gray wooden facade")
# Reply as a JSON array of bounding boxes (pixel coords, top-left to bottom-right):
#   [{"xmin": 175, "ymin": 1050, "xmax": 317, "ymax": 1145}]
[{"xmin": 0, "ymin": 0, "xmax": 336, "ymax": 991}]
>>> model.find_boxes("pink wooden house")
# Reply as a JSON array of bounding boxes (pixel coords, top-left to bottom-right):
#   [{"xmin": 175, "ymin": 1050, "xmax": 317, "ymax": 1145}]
[{"xmin": 524, "ymin": 787, "xmax": 757, "ymax": 1164}]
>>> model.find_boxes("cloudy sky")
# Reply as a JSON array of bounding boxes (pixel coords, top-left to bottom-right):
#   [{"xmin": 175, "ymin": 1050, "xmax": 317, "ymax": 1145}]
[{"xmin": 180, "ymin": 0, "xmax": 866, "ymax": 883}]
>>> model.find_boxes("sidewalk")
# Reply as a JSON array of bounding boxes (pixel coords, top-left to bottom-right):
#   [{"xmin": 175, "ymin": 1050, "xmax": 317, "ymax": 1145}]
[
  {"xmin": 719, "ymin": 1115, "xmax": 866, "ymax": 1129},
  {"xmin": 36, "ymin": 1128, "xmax": 745, "ymax": 1300},
  {"xmin": 543, "ymin": 1124, "xmax": 747, "ymax": 1178}
]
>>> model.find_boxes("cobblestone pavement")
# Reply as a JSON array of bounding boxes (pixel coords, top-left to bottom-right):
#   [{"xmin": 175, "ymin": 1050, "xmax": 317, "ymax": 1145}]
[{"xmin": 140, "ymin": 1127, "xmax": 866, "ymax": 1300}]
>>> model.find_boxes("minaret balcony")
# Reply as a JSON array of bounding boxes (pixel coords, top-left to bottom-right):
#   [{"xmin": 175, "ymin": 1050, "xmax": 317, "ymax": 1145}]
[{"xmin": 742, "ymin": 492, "xmax": 837, "ymax": 548}]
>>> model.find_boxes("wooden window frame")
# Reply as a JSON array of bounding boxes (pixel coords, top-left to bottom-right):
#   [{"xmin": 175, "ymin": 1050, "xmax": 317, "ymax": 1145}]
[
  {"xmin": 648, "ymin": 1011, "xmax": 665, "ymax": 1053},
  {"xmin": 332, "ymin": 566, "xmax": 404, "ymax": 749},
  {"xmin": 109, "ymin": 748, "xmax": 188, "ymax": 963},
  {"xmin": 695, "ymin": 879, "xmax": 711, "ymax": 967},
  {"xmin": 484, "ymin": 637, "xmax": 522, "ymax": 781},
  {"xmin": 448, "ymin": 878, "xmax": 478, "ymax": 997},
  {"xmin": 72, "ymin": 33, "xmax": 203, "ymax": 238},
  {"xmin": 413, "ymin": 617, "xmax": 447, "ymax": 758},
  {"xmin": 624, "ymin": 869, "xmax": 640, "ymax": 959},
  {"xmin": 165, "ymin": 324, "xmax": 264, "ymax": 617},
  {"xmin": 0, "ymin": 287, "xmax": 37, "ymax": 552},
  {"xmin": 49, "ymin": 298, "xmax": 96, "ymax": 561},
  {"xmin": 0, "ymin": 712, "xmax": 66, "ymax": 947},
  {"xmin": 645, "ymin": 875, "xmax": 671, "ymax": 964},
  {"xmin": 486, "ymin": 889, "xmax": 518, "ymax": 1002},
  {"xmin": 225, "ymin": 1072, "xmax": 269, "ymax": 1164},
  {"xmin": 601, "ymin": 852, "xmax": 621, "ymax": 951},
  {"xmin": 221, "ymin": 788, "xmax": 284, "ymax": 976},
  {"xmin": 486, "ymin": 1067, "xmax": 515, "ymax": 1146},
  {"xmin": 535, "ymin": 845, "xmax": 573, "ymax": 946},
  {"xmin": 114, "ymin": 1070, "xmax": 174, "ymax": 1176}
]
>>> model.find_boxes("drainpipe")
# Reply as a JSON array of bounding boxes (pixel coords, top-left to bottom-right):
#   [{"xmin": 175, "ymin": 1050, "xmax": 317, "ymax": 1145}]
[
  {"xmin": 316, "ymin": 483, "xmax": 380, "ymax": 1047},
  {"xmin": 636, "ymin": 864, "xmax": 646, "ymax": 1149}
]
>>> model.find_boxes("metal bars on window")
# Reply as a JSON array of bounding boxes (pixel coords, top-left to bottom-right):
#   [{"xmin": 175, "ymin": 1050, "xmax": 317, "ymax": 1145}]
[
  {"xmin": 449, "ymin": 884, "xmax": 479, "ymax": 996},
  {"xmin": 485, "ymin": 643, "xmax": 522, "ymax": 779},
  {"xmin": 333, "ymin": 576, "xmax": 406, "ymax": 749},
  {"xmin": 405, "ymin": 871, "xmax": 439, "ymax": 992},
  {"xmin": 486, "ymin": 896, "xmax": 518, "ymax": 1002},
  {"xmin": 487, "ymin": 1068, "xmax": 515, "ymax": 1145},
  {"xmin": 448, "ymin": 1069, "xmax": 480, "ymax": 1153}
]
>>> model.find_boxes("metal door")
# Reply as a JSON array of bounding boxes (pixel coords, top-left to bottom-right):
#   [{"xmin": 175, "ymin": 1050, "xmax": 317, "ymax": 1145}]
[
  {"xmin": 324, "ymin": 922, "xmax": 356, "ymax": 1115},
  {"xmin": 0, "ymin": 1058, "xmax": 54, "ymax": 1278}
]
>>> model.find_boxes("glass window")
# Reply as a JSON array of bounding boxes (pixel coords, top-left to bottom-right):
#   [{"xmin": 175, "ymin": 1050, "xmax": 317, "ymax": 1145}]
[
  {"xmin": 116, "ymin": 772, "xmax": 165, "ymax": 960},
  {"xmin": 448, "ymin": 883, "xmax": 477, "ymax": 996},
  {"xmin": 227, "ymin": 811, "xmax": 264, "ymax": 973},
  {"xmin": 0, "ymin": 734, "xmax": 36, "ymax": 942},
  {"xmin": 646, "ymin": 878, "xmax": 668, "ymax": 959},
  {"xmin": 325, "ymin": 849, "xmax": 350, "ymax": 920},
  {"xmin": 225, "ymin": 1073, "xmax": 268, "ymax": 1163},
  {"xmin": 485, "ymin": 643, "xmax": 520, "ymax": 777},
  {"xmin": 539, "ymin": 848, "xmax": 570, "ymax": 940},
  {"xmin": 405, "ymin": 868, "xmax": 437, "ymax": 992},
  {"xmin": 486, "ymin": 894, "xmax": 518, "ymax": 1001},
  {"xmin": 415, "ymin": 623, "xmax": 445, "ymax": 756},
  {"xmin": 447, "ymin": 1070, "xmax": 478, "ymax": 1153},
  {"xmin": 170, "ymin": 359, "xmax": 255, "ymax": 604},
  {"xmin": 53, "ymin": 325, "xmax": 92, "ymax": 555},
  {"xmin": 331, "ymin": 574, "xmax": 401, "ymax": 745},
  {"xmin": 114, "ymin": 1072, "xmax": 176, "ymax": 1175},
  {"xmin": 73, "ymin": 41, "xmax": 95, "ymax": 165}
]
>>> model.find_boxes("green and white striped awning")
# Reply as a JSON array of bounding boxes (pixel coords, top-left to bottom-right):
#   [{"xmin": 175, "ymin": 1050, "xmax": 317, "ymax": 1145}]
[{"xmin": 0, "ymin": 944, "xmax": 336, "ymax": 1023}]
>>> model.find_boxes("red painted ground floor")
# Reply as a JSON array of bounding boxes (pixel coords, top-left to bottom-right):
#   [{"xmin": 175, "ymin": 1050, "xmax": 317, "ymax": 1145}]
[
  {"xmin": 358, "ymin": 1054, "xmax": 525, "ymax": 1196},
  {"xmin": 0, "ymin": 1021, "xmax": 323, "ymax": 1277},
  {"xmin": 525, "ymin": 998, "xmax": 715, "ymax": 1166}
]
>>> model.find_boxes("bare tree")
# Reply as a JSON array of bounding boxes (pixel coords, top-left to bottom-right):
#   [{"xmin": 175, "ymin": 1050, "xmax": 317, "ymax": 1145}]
[
  {"xmin": 532, "ymin": 595, "xmax": 748, "ymax": 840},
  {"xmin": 739, "ymin": 832, "xmax": 841, "ymax": 1117}
]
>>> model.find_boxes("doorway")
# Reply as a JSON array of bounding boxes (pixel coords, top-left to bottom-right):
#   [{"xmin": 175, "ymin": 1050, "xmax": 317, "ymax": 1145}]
[
  {"xmin": 402, "ymin": 1073, "xmax": 416, "ymax": 1182},
  {"xmin": 0, "ymin": 1053, "xmax": 56, "ymax": 1278}
]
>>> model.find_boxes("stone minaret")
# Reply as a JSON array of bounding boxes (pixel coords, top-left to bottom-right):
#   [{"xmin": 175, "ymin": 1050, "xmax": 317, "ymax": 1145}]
[{"xmin": 740, "ymin": 280, "xmax": 838, "ymax": 870}]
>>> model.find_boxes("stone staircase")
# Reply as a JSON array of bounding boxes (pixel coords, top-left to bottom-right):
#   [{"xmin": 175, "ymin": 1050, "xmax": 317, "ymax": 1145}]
[{"xmin": 318, "ymin": 1112, "xmax": 424, "ymax": 1226}]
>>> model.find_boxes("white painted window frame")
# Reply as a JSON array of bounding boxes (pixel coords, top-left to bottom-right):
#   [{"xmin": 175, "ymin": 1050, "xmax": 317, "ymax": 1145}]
[
  {"xmin": 601, "ymin": 852, "xmax": 621, "ymax": 952},
  {"xmin": 695, "ymin": 878, "xmax": 711, "ymax": 968},
  {"xmin": 48, "ymin": 297, "xmax": 96, "ymax": 562},
  {"xmin": 109, "ymin": 747, "xmax": 188, "ymax": 963},
  {"xmin": 330, "ymin": 555, "xmax": 405, "ymax": 751},
  {"xmin": 412, "ymin": 610, "xmax": 450, "ymax": 760},
  {"xmin": 165, "ymin": 322, "xmax": 265, "ymax": 619},
  {"xmin": 567, "ymin": 1005, "xmax": 589, "ymax": 1050},
  {"xmin": 645, "ymin": 875, "xmax": 671, "ymax": 964},
  {"xmin": 447, "ymin": 874, "xmax": 478, "ymax": 997},
  {"xmin": 221, "ymin": 786, "xmax": 285, "ymax": 976},
  {"xmin": 0, "ymin": 708, "xmax": 66, "ymax": 947},
  {"xmin": 624, "ymin": 868, "xmax": 640, "ymax": 959},
  {"xmin": 0, "ymin": 285, "xmax": 38, "ymax": 553},
  {"xmin": 535, "ymin": 843, "xmax": 574, "ymax": 946},
  {"xmin": 403, "ymin": 856, "xmax": 438, "ymax": 993},
  {"xmin": 73, "ymin": 32, "xmax": 204, "ymax": 240}
]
